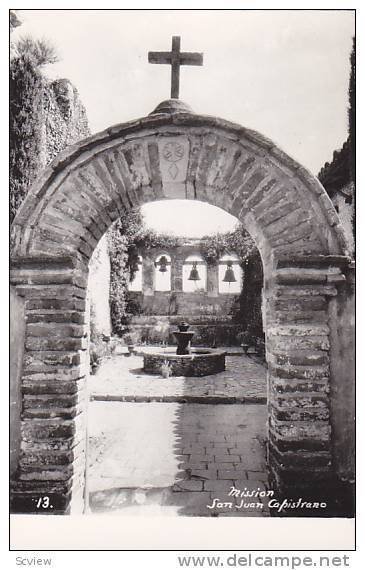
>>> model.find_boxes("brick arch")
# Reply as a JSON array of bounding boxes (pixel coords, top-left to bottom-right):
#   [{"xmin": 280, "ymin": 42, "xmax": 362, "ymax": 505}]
[{"xmin": 10, "ymin": 110, "xmax": 352, "ymax": 514}]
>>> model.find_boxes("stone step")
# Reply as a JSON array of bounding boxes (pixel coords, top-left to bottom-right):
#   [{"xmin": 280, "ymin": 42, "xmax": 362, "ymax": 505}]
[
  {"xmin": 90, "ymin": 394, "xmax": 267, "ymax": 405},
  {"xmin": 129, "ymin": 315, "xmax": 240, "ymax": 325}
]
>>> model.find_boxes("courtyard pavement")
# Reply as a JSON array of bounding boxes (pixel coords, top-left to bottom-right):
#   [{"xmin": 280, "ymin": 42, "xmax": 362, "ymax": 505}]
[
  {"xmin": 88, "ymin": 402, "xmax": 269, "ymax": 517},
  {"xmin": 87, "ymin": 351, "xmax": 270, "ymax": 517},
  {"xmin": 89, "ymin": 350, "xmax": 267, "ymax": 403}
]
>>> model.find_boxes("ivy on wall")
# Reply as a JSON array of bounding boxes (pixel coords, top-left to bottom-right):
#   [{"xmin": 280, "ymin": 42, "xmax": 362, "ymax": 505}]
[
  {"xmin": 199, "ymin": 226, "xmax": 257, "ymax": 265},
  {"xmin": 10, "ymin": 27, "xmax": 90, "ymax": 224},
  {"xmin": 200, "ymin": 229, "xmax": 263, "ymax": 339},
  {"xmin": 231, "ymin": 250, "xmax": 264, "ymax": 337},
  {"xmin": 108, "ymin": 224, "xmax": 130, "ymax": 336},
  {"xmin": 10, "ymin": 53, "xmax": 44, "ymax": 223},
  {"xmin": 318, "ymin": 37, "xmax": 355, "ymax": 247}
]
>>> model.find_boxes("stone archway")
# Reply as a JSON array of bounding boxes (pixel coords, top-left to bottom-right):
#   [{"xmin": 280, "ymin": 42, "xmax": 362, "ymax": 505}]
[{"xmin": 10, "ymin": 100, "xmax": 353, "ymax": 514}]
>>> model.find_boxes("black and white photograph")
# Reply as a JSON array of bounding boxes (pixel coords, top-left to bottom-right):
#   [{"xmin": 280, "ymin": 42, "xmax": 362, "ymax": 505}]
[{"xmin": 9, "ymin": 7, "xmax": 356, "ymax": 550}]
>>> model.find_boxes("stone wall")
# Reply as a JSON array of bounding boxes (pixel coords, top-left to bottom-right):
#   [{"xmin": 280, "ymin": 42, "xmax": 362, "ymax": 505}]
[
  {"xmin": 331, "ymin": 183, "xmax": 354, "ymax": 255},
  {"xmin": 37, "ymin": 79, "xmax": 90, "ymax": 170},
  {"xmin": 10, "ymin": 64, "xmax": 90, "ymax": 223},
  {"xmin": 318, "ymin": 142, "xmax": 354, "ymax": 257},
  {"xmin": 41, "ymin": 79, "xmax": 90, "ymax": 167},
  {"xmin": 129, "ymin": 290, "xmax": 240, "ymax": 317}
]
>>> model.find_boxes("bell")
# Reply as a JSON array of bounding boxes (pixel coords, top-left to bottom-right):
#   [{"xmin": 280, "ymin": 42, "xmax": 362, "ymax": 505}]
[
  {"xmin": 188, "ymin": 261, "xmax": 201, "ymax": 281},
  {"xmin": 222, "ymin": 261, "xmax": 237, "ymax": 283},
  {"xmin": 158, "ymin": 255, "xmax": 168, "ymax": 273}
]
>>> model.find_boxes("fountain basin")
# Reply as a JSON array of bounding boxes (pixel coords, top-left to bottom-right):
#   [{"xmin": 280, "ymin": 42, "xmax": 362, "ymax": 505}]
[{"xmin": 139, "ymin": 348, "xmax": 226, "ymax": 377}]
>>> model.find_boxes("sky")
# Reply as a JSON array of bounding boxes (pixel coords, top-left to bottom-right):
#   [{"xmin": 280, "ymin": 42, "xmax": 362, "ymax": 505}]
[
  {"xmin": 141, "ymin": 200, "xmax": 239, "ymax": 236},
  {"xmin": 13, "ymin": 9, "xmax": 354, "ymax": 237}
]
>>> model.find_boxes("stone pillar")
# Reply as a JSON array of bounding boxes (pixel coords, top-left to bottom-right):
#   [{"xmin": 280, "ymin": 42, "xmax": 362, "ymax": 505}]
[
  {"xmin": 207, "ymin": 263, "xmax": 219, "ymax": 297},
  {"xmin": 171, "ymin": 254, "xmax": 183, "ymax": 292},
  {"xmin": 10, "ymin": 257, "xmax": 89, "ymax": 514},
  {"xmin": 142, "ymin": 251, "xmax": 154, "ymax": 296},
  {"xmin": 266, "ymin": 256, "xmax": 352, "ymax": 514}
]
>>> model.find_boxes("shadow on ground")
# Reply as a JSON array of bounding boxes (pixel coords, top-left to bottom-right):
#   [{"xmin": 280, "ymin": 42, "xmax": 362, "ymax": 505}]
[{"xmin": 88, "ymin": 400, "xmax": 269, "ymax": 516}]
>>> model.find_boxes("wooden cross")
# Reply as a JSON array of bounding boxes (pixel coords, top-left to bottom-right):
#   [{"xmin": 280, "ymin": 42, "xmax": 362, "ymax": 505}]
[{"xmin": 148, "ymin": 36, "xmax": 203, "ymax": 99}]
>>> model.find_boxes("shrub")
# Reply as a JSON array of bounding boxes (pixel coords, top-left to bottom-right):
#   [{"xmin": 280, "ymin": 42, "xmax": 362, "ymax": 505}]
[
  {"xmin": 16, "ymin": 36, "xmax": 59, "ymax": 67},
  {"xmin": 89, "ymin": 339, "xmax": 109, "ymax": 375},
  {"xmin": 161, "ymin": 360, "xmax": 172, "ymax": 378}
]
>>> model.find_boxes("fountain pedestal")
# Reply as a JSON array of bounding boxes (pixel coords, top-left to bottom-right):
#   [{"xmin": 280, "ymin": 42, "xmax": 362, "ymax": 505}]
[{"xmin": 173, "ymin": 321, "xmax": 194, "ymax": 355}]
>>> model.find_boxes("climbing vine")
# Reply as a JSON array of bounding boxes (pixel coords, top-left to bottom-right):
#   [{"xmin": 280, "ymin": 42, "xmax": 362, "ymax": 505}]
[
  {"xmin": 199, "ymin": 226, "xmax": 258, "ymax": 266},
  {"xmin": 107, "ymin": 208, "xmax": 180, "ymax": 334},
  {"xmin": 10, "ymin": 53, "xmax": 45, "ymax": 223}
]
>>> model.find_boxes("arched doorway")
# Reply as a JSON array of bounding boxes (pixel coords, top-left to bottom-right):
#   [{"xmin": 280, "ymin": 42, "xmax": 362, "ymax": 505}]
[{"xmin": 10, "ymin": 100, "xmax": 353, "ymax": 514}]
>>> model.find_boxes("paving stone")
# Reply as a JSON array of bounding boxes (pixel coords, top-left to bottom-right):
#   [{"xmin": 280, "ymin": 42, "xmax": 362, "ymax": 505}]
[
  {"xmin": 203, "ymin": 480, "xmax": 235, "ymax": 493},
  {"xmin": 213, "ymin": 442, "xmax": 236, "ymax": 449},
  {"xmin": 189, "ymin": 454, "xmax": 214, "ymax": 463},
  {"xmin": 175, "ymin": 468, "xmax": 218, "ymax": 481},
  {"xmin": 218, "ymin": 469, "xmax": 247, "ymax": 480},
  {"xmin": 181, "ymin": 445, "xmax": 205, "ymax": 453},
  {"xmin": 246, "ymin": 470, "xmax": 269, "ymax": 481},
  {"xmin": 240, "ymin": 459, "xmax": 267, "ymax": 470},
  {"xmin": 178, "ymin": 462, "xmax": 209, "ymax": 470},
  {"xmin": 172, "ymin": 480, "xmax": 204, "ymax": 492},
  {"xmin": 214, "ymin": 453, "xmax": 241, "ymax": 462},
  {"xmin": 215, "ymin": 462, "xmax": 238, "ymax": 469},
  {"xmin": 188, "ymin": 448, "xmax": 208, "ymax": 455},
  {"xmin": 189, "ymin": 468, "xmax": 219, "ymax": 480}
]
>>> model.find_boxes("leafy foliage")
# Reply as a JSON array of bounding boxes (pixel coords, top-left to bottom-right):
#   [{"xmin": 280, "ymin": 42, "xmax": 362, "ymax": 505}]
[
  {"xmin": 114, "ymin": 208, "xmax": 181, "ymax": 280},
  {"xmin": 10, "ymin": 54, "xmax": 45, "ymax": 222},
  {"xmin": 16, "ymin": 36, "xmax": 59, "ymax": 67},
  {"xmin": 10, "ymin": 34, "xmax": 61, "ymax": 223},
  {"xmin": 348, "ymin": 37, "xmax": 355, "ymax": 182},
  {"xmin": 10, "ymin": 10, "xmax": 22, "ymax": 32},
  {"xmin": 231, "ymin": 249, "xmax": 263, "ymax": 336},
  {"xmin": 107, "ymin": 208, "xmax": 147, "ymax": 334},
  {"xmin": 107, "ymin": 221, "xmax": 131, "ymax": 336},
  {"xmin": 200, "ymin": 226, "xmax": 257, "ymax": 265}
]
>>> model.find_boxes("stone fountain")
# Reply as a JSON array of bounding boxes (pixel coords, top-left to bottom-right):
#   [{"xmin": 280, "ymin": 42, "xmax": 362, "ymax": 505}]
[
  {"xmin": 140, "ymin": 321, "xmax": 226, "ymax": 377},
  {"xmin": 174, "ymin": 321, "xmax": 194, "ymax": 355}
]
